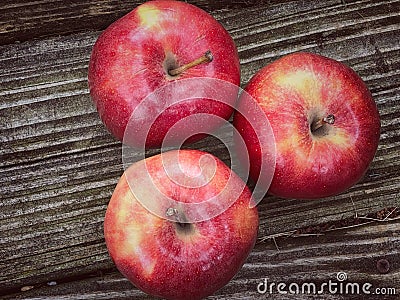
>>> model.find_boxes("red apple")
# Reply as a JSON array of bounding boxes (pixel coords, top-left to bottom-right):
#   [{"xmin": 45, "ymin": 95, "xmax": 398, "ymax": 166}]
[
  {"xmin": 88, "ymin": 0, "xmax": 240, "ymax": 148},
  {"xmin": 233, "ymin": 52, "xmax": 380, "ymax": 199},
  {"xmin": 104, "ymin": 149, "xmax": 259, "ymax": 300}
]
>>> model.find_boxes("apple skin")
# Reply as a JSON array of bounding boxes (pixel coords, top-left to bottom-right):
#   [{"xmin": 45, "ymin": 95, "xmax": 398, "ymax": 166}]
[
  {"xmin": 233, "ymin": 52, "xmax": 381, "ymax": 199},
  {"xmin": 88, "ymin": 0, "xmax": 240, "ymax": 148},
  {"xmin": 104, "ymin": 150, "xmax": 259, "ymax": 300}
]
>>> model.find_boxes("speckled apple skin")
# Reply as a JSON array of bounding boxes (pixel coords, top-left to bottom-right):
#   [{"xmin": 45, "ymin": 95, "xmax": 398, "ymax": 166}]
[
  {"xmin": 104, "ymin": 150, "xmax": 259, "ymax": 300},
  {"xmin": 88, "ymin": 1, "xmax": 240, "ymax": 148},
  {"xmin": 234, "ymin": 52, "xmax": 381, "ymax": 199}
]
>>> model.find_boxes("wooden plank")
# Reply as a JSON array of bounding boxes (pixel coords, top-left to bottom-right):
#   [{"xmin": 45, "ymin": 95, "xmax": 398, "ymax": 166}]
[
  {"xmin": 0, "ymin": 0, "xmax": 399, "ymax": 297},
  {"xmin": 3, "ymin": 220, "xmax": 399, "ymax": 299},
  {"xmin": 0, "ymin": 0, "xmax": 301, "ymax": 46}
]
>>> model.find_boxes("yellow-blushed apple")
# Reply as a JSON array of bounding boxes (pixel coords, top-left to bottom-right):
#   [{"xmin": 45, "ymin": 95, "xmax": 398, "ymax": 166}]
[
  {"xmin": 104, "ymin": 150, "xmax": 259, "ymax": 299},
  {"xmin": 88, "ymin": 0, "xmax": 240, "ymax": 148},
  {"xmin": 234, "ymin": 52, "xmax": 380, "ymax": 199}
]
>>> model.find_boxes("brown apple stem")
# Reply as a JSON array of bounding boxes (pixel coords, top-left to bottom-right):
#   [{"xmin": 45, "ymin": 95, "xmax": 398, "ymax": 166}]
[
  {"xmin": 166, "ymin": 207, "xmax": 184, "ymax": 223},
  {"xmin": 166, "ymin": 207, "xmax": 179, "ymax": 218},
  {"xmin": 168, "ymin": 50, "xmax": 213, "ymax": 76},
  {"xmin": 311, "ymin": 114, "xmax": 335, "ymax": 133},
  {"xmin": 166, "ymin": 207, "xmax": 192, "ymax": 233}
]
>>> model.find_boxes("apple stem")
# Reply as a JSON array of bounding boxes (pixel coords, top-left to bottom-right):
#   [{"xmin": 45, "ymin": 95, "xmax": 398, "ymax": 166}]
[
  {"xmin": 166, "ymin": 207, "xmax": 179, "ymax": 218},
  {"xmin": 166, "ymin": 207, "xmax": 193, "ymax": 233},
  {"xmin": 311, "ymin": 114, "xmax": 335, "ymax": 133},
  {"xmin": 168, "ymin": 50, "xmax": 213, "ymax": 76},
  {"xmin": 166, "ymin": 207, "xmax": 184, "ymax": 222}
]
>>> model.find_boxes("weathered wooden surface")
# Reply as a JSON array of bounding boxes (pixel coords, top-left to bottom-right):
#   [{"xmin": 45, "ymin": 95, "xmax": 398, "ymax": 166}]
[
  {"xmin": 0, "ymin": 0, "xmax": 290, "ymax": 46},
  {"xmin": 2, "ymin": 221, "xmax": 399, "ymax": 299},
  {"xmin": 1, "ymin": 0, "xmax": 399, "ymax": 299}
]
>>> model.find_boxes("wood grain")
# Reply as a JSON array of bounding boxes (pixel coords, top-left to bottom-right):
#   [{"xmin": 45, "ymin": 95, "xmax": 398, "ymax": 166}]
[
  {"xmin": 0, "ymin": 0, "xmax": 297, "ymax": 46},
  {"xmin": 2, "ymin": 221, "xmax": 399, "ymax": 299},
  {"xmin": 1, "ymin": 0, "xmax": 399, "ymax": 298}
]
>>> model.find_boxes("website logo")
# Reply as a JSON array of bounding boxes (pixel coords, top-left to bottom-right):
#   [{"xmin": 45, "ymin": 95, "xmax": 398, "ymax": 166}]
[{"xmin": 257, "ymin": 272, "xmax": 396, "ymax": 296}]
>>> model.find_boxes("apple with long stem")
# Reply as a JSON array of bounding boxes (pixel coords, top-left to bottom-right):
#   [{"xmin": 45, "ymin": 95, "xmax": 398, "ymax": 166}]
[
  {"xmin": 104, "ymin": 150, "xmax": 259, "ymax": 299},
  {"xmin": 88, "ymin": 0, "xmax": 240, "ymax": 148},
  {"xmin": 234, "ymin": 52, "xmax": 381, "ymax": 199}
]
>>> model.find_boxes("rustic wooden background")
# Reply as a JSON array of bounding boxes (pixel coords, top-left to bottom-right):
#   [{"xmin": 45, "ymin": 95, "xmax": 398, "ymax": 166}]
[{"xmin": 1, "ymin": 0, "xmax": 399, "ymax": 299}]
